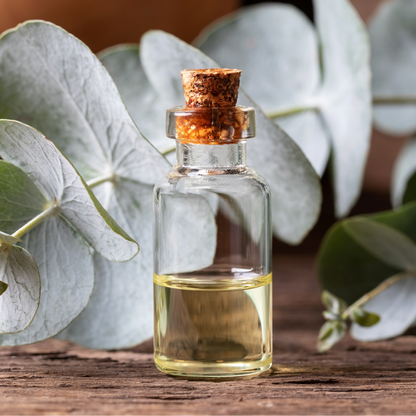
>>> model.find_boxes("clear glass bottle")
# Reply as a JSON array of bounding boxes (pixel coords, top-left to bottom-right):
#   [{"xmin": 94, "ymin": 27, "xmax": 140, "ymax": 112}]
[{"xmin": 153, "ymin": 69, "xmax": 272, "ymax": 378}]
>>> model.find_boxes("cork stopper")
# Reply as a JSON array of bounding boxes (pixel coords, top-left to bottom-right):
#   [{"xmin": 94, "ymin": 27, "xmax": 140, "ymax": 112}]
[{"xmin": 181, "ymin": 68, "xmax": 241, "ymax": 108}]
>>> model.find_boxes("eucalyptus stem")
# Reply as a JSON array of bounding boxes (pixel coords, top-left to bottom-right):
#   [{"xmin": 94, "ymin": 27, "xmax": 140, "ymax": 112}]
[
  {"xmin": 341, "ymin": 271, "xmax": 411, "ymax": 320},
  {"xmin": 161, "ymin": 144, "xmax": 176, "ymax": 157},
  {"xmin": 265, "ymin": 104, "xmax": 318, "ymax": 119},
  {"xmin": 373, "ymin": 96, "xmax": 416, "ymax": 105},
  {"xmin": 12, "ymin": 202, "xmax": 59, "ymax": 239},
  {"xmin": 87, "ymin": 173, "xmax": 115, "ymax": 189}
]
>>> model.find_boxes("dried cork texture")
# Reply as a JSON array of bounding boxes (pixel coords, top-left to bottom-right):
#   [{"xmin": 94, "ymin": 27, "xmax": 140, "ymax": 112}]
[
  {"xmin": 175, "ymin": 68, "xmax": 248, "ymax": 145},
  {"xmin": 181, "ymin": 68, "xmax": 241, "ymax": 108}
]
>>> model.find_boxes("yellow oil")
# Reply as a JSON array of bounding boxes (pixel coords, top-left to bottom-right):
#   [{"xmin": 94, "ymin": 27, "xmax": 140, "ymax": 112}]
[{"xmin": 153, "ymin": 273, "xmax": 272, "ymax": 378}]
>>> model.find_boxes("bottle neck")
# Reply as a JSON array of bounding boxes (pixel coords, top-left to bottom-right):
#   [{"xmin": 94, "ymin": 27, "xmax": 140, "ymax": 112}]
[{"xmin": 175, "ymin": 141, "xmax": 247, "ymax": 169}]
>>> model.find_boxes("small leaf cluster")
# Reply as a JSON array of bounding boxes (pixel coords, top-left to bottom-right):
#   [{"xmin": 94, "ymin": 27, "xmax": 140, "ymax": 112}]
[{"xmin": 318, "ymin": 291, "xmax": 379, "ymax": 352}]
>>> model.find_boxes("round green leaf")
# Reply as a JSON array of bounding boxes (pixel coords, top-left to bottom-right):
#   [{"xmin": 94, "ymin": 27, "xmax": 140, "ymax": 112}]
[
  {"xmin": 196, "ymin": 4, "xmax": 329, "ymax": 176},
  {"xmin": 318, "ymin": 201, "xmax": 416, "ymax": 306},
  {"xmin": 351, "ymin": 273, "xmax": 416, "ymax": 341},
  {"xmin": 197, "ymin": 0, "xmax": 372, "ymax": 218},
  {"xmin": 344, "ymin": 217, "xmax": 416, "ymax": 272}
]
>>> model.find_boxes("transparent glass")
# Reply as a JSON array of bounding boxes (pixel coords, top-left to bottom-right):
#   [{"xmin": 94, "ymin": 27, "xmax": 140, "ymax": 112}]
[{"xmin": 153, "ymin": 141, "xmax": 272, "ymax": 378}]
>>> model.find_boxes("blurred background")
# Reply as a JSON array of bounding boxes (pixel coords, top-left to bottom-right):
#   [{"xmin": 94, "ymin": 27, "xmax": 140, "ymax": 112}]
[{"xmin": 0, "ymin": 0, "xmax": 403, "ymax": 245}]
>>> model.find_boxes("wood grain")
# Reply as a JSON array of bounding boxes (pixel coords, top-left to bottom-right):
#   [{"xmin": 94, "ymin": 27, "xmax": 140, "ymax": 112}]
[{"xmin": 1, "ymin": 254, "xmax": 416, "ymax": 415}]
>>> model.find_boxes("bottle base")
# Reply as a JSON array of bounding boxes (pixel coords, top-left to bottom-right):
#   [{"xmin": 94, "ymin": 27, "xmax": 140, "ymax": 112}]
[{"xmin": 154, "ymin": 354, "xmax": 272, "ymax": 379}]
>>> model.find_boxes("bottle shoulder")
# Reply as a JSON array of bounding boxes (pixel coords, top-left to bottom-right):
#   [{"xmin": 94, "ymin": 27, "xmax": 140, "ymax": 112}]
[{"xmin": 154, "ymin": 165, "xmax": 270, "ymax": 197}]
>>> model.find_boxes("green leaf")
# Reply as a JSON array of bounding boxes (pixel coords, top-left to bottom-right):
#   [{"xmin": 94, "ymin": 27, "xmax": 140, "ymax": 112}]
[
  {"xmin": 370, "ymin": 0, "xmax": 416, "ymax": 135},
  {"xmin": 0, "ymin": 120, "xmax": 138, "ymax": 263},
  {"xmin": 0, "ymin": 231, "xmax": 40, "ymax": 334},
  {"xmin": 0, "ymin": 281, "xmax": 7, "ymax": 296},
  {"xmin": 0, "ymin": 161, "xmax": 48, "ymax": 234},
  {"xmin": 322, "ymin": 310, "xmax": 341, "ymax": 321},
  {"xmin": 318, "ymin": 199, "xmax": 416, "ymax": 341},
  {"xmin": 392, "ymin": 137, "xmax": 416, "ymax": 207},
  {"xmin": 196, "ymin": 4, "xmax": 328, "ymax": 176},
  {"xmin": 321, "ymin": 290, "xmax": 347, "ymax": 315},
  {"xmin": 0, "ymin": 120, "xmax": 139, "ymax": 345},
  {"xmin": 197, "ymin": 0, "xmax": 372, "ymax": 217},
  {"xmin": 351, "ymin": 273, "xmax": 416, "ymax": 341},
  {"xmin": 318, "ymin": 201, "xmax": 416, "ymax": 305},
  {"xmin": 317, "ymin": 320, "xmax": 346, "ymax": 352},
  {"xmin": 350, "ymin": 307, "xmax": 380, "ymax": 327},
  {"xmin": 344, "ymin": 217, "xmax": 416, "ymax": 271},
  {"xmin": 138, "ymin": 30, "xmax": 321, "ymax": 245}
]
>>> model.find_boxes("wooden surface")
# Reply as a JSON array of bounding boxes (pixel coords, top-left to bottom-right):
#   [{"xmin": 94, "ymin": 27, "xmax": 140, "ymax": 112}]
[{"xmin": 1, "ymin": 254, "xmax": 416, "ymax": 415}]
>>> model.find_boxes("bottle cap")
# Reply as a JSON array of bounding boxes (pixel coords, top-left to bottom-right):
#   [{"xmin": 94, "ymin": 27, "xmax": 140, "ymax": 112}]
[
  {"xmin": 166, "ymin": 68, "xmax": 255, "ymax": 145},
  {"xmin": 181, "ymin": 68, "xmax": 241, "ymax": 108}
]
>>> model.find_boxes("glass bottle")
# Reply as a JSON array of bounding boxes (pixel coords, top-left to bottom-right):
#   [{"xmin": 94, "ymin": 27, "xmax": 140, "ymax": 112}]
[{"xmin": 153, "ymin": 69, "xmax": 272, "ymax": 378}]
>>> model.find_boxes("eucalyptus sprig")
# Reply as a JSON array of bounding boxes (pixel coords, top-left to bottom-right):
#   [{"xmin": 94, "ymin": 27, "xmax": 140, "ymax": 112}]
[
  {"xmin": 0, "ymin": 119, "xmax": 139, "ymax": 344},
  {"xmin": 318, "ymin": 290, "xmax": 380, "ymax": 352},
  {"xmin": 318, "ymin": 208, "xmax": 416, "ymax": 348}
]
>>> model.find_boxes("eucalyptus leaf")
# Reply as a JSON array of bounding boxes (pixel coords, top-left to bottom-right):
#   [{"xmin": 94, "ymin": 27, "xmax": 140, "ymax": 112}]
[
  {"xmin": 197, "ymin": 0, "xmax": 372, "ymax": 217},
  {"xmin": 0, "ymin": 161, "xmax": 47, "ymax": 234},
  {"xmin": 157, "ymin": 193, "xmax": 217, "ymax": 275},
  {"xmin": 196, "ymin": 3, "xmax": 327, "ymax": 175},
  {"xmin": 351, "ymin": 273, "xmax": 416, "ymax": 341},
  {"xmin": 0, "ymin": 231, "xmax": 40, "ymax": 334},
  {"xmin": 350, "ymin": 307, "xmax": 380, "ymax": 327},
  {"xmin": 99, "ymin": 45, "xmax": 170, "ymax": 155},
  {"xmin": 139, "ymin": 30, "xmax": 321, "ymax": 244},
  {"xmin": 58, "ymin": 181, "xmax": 154, "ymax": 349},
  {"xmin": 318, "ymin": 200, "xmax": 416, "ymax": 342},
  {"xmin": 344, "ymin": 217, "xmax": 416, "ymax": 272},
  {"xmin": 0, "ymin": 120, "xmax": 138, "ymax": 345},
  {"xmin": 321, "ymin": 290, "xmax": 347, "ymax": 315},
  {"xmin": 370, "ymin": 0, "xmax": 416, "ymax": 135},
  {"xmin": 317, "ymin": 320, "xmax": 346, "ymax": 352},
  {"xmin": 392, "ymin": 137, "xmax": 416, "ymax": 207},
  {"xmin": 322, "ymin": 310, "xmax": 341, "ymax": 321},
  {"xmin": 0, "ymin": 21, "xmax": 180, "ymax": 348}
]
